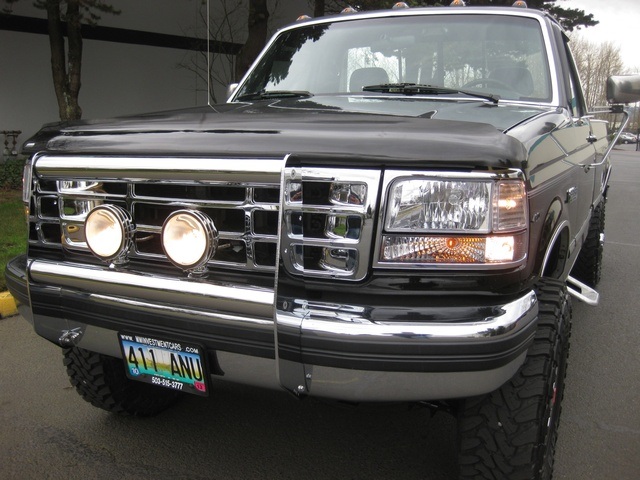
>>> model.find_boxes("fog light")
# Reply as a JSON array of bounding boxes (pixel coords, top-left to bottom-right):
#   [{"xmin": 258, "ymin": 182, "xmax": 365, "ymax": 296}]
[
  {"xmin": 85, "ymin": 205, "xmax": 134, "ymax": 263},
  {"xmin": 162, "ymin": 210, "xmax": 218, "ymax": 273}
]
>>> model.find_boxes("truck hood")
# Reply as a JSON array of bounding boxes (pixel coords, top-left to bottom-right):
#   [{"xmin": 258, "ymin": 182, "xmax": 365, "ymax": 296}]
[{"xmin": 26, "ymin": 98, "xmax": 538, "ymax": 169}]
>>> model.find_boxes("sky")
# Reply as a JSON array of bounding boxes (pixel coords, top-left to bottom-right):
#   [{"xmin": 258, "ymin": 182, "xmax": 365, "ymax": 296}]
[{"xmin": 561, "ymin": 0, "xmax": 640, "ymax": 72}]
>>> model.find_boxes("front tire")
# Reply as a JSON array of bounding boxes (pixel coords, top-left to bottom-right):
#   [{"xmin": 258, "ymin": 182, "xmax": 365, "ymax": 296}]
[
  {"xmin": 63, "ymin": 346, "xmax": 181, "ymax": 416},
  {"xmin": 457, "ymin": 279, "xmax": 572, "ymax": 479}
]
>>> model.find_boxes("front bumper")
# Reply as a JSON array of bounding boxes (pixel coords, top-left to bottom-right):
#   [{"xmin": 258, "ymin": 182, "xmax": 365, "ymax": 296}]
[
  {"xmin": 4, "ymin": 254, "xmax": 31, "ymax": 322},
  {"xmin": 6, "ymin": 255, "xmax": 538, "ymax": 402}
]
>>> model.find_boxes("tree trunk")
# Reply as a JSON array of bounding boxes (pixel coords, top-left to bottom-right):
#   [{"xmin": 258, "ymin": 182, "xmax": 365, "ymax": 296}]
[
  {"xmin": 234, "ymin": 0, "xmax": 269, "ymax": 82},
  {"xmin": 45, "ymin": 0, "xmax": 83, "ymax": 121},
  {"xmin": 66, "ymin": 0, "xmax": 83, "ymax": 120},
  {"xmin": 314, "ymin": 0, "xmax": 325, "ymax": 17}
]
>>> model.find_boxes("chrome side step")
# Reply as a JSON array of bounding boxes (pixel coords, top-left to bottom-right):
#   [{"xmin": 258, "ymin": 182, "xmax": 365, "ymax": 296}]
[{"xmin": 566, "ymin": 276, "xmax": 599, "ymax": 306}]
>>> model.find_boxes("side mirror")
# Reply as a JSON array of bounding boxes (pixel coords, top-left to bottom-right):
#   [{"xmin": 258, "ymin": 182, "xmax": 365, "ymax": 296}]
[
  {"xmin": 226, "ymin": 83, "xmax": 239, "ymax": 102},
  {"xmin": 607, "ymin": 75, "xmax": 640, "ymax": 104}
]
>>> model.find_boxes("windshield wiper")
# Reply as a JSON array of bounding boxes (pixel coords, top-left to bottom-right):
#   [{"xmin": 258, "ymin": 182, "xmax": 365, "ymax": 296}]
[
  {"xmin": 236, "ymin": 90, "xmax": 313, "ymax": 101},
  {"xmin": 362, "ymin": 83, "xmax": 499, "ymax": 104}
]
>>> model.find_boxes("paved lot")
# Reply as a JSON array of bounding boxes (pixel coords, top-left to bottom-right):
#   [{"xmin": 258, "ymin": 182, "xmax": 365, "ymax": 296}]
[{"xmin": 0, "ymin": 148, "xmax": 638, "ymax": 479}]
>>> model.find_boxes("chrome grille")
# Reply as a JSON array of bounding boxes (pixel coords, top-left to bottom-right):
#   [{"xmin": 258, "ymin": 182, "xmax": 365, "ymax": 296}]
[
  {"xmin": 280, "ymin": 167, "xmax": 380, "ymax": 281},
  {"xmin": 31, "ymin": 155, "xmax": 284, "ymax": 272},
  {"xmin": 29, "ymin": 156, "xmax": 381, "ymax": 280}
]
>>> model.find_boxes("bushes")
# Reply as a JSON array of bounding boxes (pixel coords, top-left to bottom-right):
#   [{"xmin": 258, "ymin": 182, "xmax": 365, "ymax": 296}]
[
  {"xmin": 0, "ymin": 189, "xmax": 27, "ymax": 291},
  {"xmin": 1, "ymin": 156, "xmax": 26, "ymax": 190}
]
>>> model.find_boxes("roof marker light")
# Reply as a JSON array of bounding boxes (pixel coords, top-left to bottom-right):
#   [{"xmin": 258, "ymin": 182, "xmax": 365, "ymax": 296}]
[
  {"xmin": 392, "ymin": 2, "xmax": 409, "ymax": 9},
  {"xmin": 513, "ymin": 1, "xmax": 528, "ymax": 7},
  {"xmin": 296, "ymin": 15, "xmax": 311, "ymax": 21},
  {"xmin": 340, "ymin": 7, "xmax": 357, "ymax": 14},
  {"xmin": 450, "ymin": 0, "xmax": 466, "ymax": 6}
]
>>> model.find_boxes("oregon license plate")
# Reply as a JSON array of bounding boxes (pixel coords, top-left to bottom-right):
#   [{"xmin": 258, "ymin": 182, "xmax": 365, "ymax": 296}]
[{"xmin": 118, "ymin": 333, "xmax": 208, "ymax": 396}]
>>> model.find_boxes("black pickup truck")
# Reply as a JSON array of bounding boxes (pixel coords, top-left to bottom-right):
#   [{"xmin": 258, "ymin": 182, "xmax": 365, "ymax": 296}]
[{"xmin": 6, "ymin": 4, "xmax": 640, "ymax": 479}]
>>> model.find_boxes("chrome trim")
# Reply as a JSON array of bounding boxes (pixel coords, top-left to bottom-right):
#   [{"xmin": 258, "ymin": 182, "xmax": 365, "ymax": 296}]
[
  {"xmin": 566, "ymin": 186, "xmax": 578, "ymax": 204},
  {"xmin": 22, "ymin": 158, "xmax": 34, "ymax": 205},
  {"xmin": 25, "ymin": 255, "xmax": 538, "ymax": 401},
  {"xmin": 276, "ymin": 286, "xmax": 536, "ymax": 398},
  {"xmin": 216, "ymin": 350, "xmax": 527, "ymax": 402},
  {"xmin": 28, "ymin": 259, "xmax": 275, "ymax": 320},
  {"xmin": 286, "ymin": 290, "xmax": 537, "ymax": 342},
  {"xmin": 91, "ymin": 294, "xmax": 275, "ymax": 329},
  {"xmin": 590, "ymin": 110, "xmax": 630, "ymax": 167},
  {"xmin": 303, "ymin": 353, "xmax": 528, "ymax": 401},
  {"xmin": 33, "ymin": 314, "xmax": 530, "ymax": 401},
  {"xmin": 567, "ymin": 275, "xmax": 599, "ymax": 306},
  {"xmin": 26, "ymin": 305, "xmax": 530, "ymax": 400},
  {"xmin": 280, "ymin": 167, "xmax": 380, "ymax": 281},
  {"xmin": 31, "ymin": 154, "xmax": 285, "ymax": 272},
  {"xmin": 539, "ymin": 219, "xmax": 569, "ymax": 278},
  {"xmin": 34, "ymin": 156, "xmax": 284, "ymax": 185}
]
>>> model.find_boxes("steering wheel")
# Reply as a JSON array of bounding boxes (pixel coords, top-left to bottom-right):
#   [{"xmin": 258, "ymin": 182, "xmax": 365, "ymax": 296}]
[{"xmin": 461, "ymin": 78, "xmax": 514, "ymax": 91}]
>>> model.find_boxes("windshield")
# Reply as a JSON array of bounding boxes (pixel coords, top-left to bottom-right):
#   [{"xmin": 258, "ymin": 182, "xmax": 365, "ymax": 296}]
[{"xmin": 235, "ymin": 13, "xmax": 552, "ymax": 103}]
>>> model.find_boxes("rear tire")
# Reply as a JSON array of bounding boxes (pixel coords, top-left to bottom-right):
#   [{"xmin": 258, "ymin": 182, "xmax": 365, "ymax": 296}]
[
  {"xmin": 63, "ymin": 346, "xmax": 181, "ymax": 416},
  {"xmin": 570, "ymin": 199, "xmax": 606, "ymax": 288},
  {"xmin": 457, "ymin": 278, "xmax": 571, "ymax": 479}
]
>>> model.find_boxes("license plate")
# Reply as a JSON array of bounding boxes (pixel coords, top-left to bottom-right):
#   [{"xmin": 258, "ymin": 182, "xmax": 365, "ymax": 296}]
[{"xmin": 118, "ymin": 333, "xmax": 208, "ymax": 396}]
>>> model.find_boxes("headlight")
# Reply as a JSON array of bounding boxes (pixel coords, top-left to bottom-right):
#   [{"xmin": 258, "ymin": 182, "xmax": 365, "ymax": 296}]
[
  {"xmin": 379, "ymin": 176, "xmax": 528, "ymax": 266},
  {"xmin": 386, "ymin": 179, "xmax": 491, "ymax": 232},
  {"xmin": 85, "ymin": 205, "xmax": 134, "ymax": 263},
  {"xmin": 162, "ymin": 210, "xmax": 218, "ymax": 274}
]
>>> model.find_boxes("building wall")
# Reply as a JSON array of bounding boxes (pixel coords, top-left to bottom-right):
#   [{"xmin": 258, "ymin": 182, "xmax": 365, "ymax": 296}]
[{"xmin": 0, "ymin": 0, "xmax": 307, "ymax": 150}]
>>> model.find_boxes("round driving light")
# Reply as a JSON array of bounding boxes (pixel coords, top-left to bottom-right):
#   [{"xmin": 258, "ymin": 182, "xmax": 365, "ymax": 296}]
[
  {"xmin": 85, "ymin": 205, "xmax": 134, "ymax": 263},
  {"xmin": 162, "ymin": 210, "xmax": 218, "ymax": 273}
]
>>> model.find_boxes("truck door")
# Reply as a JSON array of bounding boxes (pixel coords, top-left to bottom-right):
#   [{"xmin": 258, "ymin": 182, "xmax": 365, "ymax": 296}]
[{"xmin": 552, "ymin": 29, "xmax": 598, "ymax": 242}]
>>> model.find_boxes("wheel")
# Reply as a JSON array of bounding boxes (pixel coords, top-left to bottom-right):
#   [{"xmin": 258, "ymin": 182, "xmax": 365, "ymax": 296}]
[
  {"xmin": 63, "ymin": 346, "xmax": 181, "ymax": 416},
  {"xmin": 570, "ymin": 199, "xmax": 606, "ymax": 288},
  {"xmin": 457, "ymin": 278, "xmax": 572, "ymax": 480}
]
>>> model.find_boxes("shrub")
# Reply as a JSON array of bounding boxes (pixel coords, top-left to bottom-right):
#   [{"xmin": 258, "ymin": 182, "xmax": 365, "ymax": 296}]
[{"xmin": 0, "ymin": 156, "xmax": 26, "ymax": 190}]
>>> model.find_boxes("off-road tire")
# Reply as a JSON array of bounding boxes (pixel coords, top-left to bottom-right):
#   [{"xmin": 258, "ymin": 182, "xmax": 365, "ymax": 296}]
[
  {"xmin": 570, "ymin": 199, "xmax": 606, "ymax": 288},
  {"xmin": 457, "ymin": 278, "xmax": 572, "ymax": 480},
  {"xmin": 63, "ymin": 346, "xmax": 181, "ymax": 416}
]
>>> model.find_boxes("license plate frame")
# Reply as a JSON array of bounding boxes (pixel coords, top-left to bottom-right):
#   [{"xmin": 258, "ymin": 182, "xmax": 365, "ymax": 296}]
[{"xmin": 118, "ymin": 332, "xmax": 209, "ymax": 396}]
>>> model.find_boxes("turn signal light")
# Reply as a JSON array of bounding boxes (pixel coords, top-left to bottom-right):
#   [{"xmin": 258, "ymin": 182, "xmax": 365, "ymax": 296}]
[{"xmin": 380, "ymin": 233, "xmax": 525, "ymax": 264}]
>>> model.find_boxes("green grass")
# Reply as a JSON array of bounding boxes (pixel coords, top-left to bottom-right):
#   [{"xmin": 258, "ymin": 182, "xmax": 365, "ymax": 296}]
[{"xmin": 0, "ymin": 189, "xmax": 27, "ymax": 291}]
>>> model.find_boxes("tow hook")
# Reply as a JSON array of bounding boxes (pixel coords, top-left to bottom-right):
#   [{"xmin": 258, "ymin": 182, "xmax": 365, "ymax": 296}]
[{"xmin": 59, "ymin": 327, "xmax": 84, "ymax": 347}]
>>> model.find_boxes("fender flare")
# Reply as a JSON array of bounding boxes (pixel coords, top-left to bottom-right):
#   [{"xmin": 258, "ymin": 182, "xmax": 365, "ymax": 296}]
[{"xmin": 537, "ymin": 198, "xmax": 570, "ymax": 279}]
